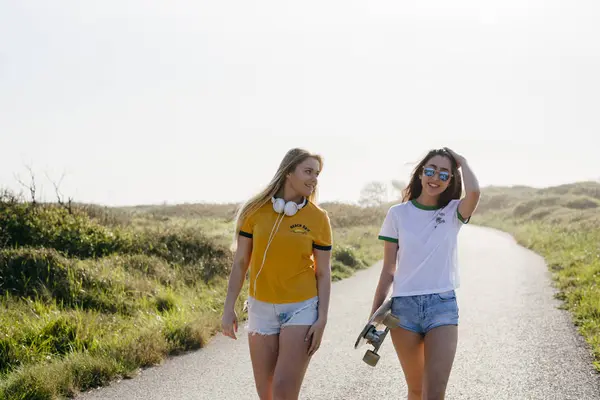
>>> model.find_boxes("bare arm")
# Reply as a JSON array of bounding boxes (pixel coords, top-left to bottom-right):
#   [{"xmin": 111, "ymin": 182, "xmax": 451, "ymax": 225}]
[
  {"xmin": 313, "ymin": 248, "xmax": 332, "ymax": 321},
  {"xmin": 445, "ymin": 148, "xmax": 481, "ymax": 220},
  {"xmin": 224, "ymin": 235, "xmax": 252, "ymax": 311},
  {"xmin": 305, "ymin": 247, "xmax": 332, "ymax": 356},
  {"xmin": 457, "ymin": 159, "xmax": 480, "ymax": 220},
  {"xmin": 221, "ymin": 235, "xmax": 252, "ymax": 339},
  {"xmin": 370, "ymin": 241, "xmax": 398, "ymax": 316}
]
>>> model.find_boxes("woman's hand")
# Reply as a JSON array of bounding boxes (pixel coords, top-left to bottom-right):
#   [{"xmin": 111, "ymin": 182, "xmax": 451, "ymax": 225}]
[
  {"xmin": 305, "ymin": 318, "xmax": 327, "ymax": 356},
  {"xmin": 221, "ymin": 308, "xmax": 239, "ymax": 340},
  {"xmin": 444, "ymin": 147, "xmax": 481, "ymax": 218},
  {"xmin": 444, "ymin": 147, "xmax": 465, "ymax": 168}
]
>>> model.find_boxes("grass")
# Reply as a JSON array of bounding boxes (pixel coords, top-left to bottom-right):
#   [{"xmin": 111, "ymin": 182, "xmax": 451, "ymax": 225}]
[
  {"xmin": 0, "ymin": 193, "xmax": 386, "ymax": 399},
  {"xmin": 473, "ymin": 181, "xmax": 600, "ymax": 371},
  {"xmin": 7, "ymin": 178, "xmax": 598, "ymax": 399}
]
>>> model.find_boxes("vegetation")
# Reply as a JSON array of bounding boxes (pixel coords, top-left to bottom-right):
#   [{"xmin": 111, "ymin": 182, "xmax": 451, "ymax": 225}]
[
  {"xmin": 2, "ymin": 178, "xmax": 598, "ymax": 399},
  {"xmin": 0, "ymin": 191, "xmax": 385, "ymax": 399},
  {"xmin": 473, "ymin": 181, "xmax": 600, "ymax": 371}
]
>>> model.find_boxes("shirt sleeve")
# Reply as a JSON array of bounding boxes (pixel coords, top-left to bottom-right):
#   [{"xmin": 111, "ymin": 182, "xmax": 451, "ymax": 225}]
[
  {"xmin": 313, "ymin": 211, "xmax": 333, "ymax": 251},
  {"xmin": 378, "ymin": 207, "xmax": 399, "ymax": 243},
  {"xmin": 239, "ymin": 212, "xmax": 255, "ymax": 238},
  {"xmin": 448, "ymin": 199, "xmax": 470, "ymax": 225}
]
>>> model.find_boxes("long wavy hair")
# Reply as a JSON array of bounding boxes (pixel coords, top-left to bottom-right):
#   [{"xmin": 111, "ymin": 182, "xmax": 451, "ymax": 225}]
[
  {"xmin": 402, "ymin": 148, "xmax": 462, "ymax": 208},
  {"xmin": 232, "ymin": 148, "xmax": 323, "ymax": 248}
]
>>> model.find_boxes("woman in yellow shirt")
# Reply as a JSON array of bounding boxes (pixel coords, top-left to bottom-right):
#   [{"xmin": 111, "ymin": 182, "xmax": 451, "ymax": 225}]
[{"xmin": 222, "ymin": 148, "xmax": 333, "ymax": 400}]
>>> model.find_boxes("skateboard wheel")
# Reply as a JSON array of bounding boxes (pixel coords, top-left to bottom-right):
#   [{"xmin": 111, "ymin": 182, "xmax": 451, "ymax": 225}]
[
  {"xmin": 383, "ymin": 314, "xmax": 400, "ymax": 329},
  {"xmin": 363, "ymin": 350, "xmax": 380, "ymax": 367}
]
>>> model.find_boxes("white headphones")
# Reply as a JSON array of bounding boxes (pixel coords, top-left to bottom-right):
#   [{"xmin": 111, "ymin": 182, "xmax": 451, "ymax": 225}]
[{"xmin": 271, "ymin": 196, "xmax": 307, "ymax": 216}]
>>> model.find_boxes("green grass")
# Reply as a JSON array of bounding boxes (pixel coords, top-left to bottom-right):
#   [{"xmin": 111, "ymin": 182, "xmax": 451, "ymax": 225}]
[
  {"xmin": 0, "ymin": 193, "xmax": 386, "ymax": 399},
  {"xmin": 0, "ymin": 246, "xmax": 239, "ymax": 399},
  {"xmin": 4, "ymin": 180, "xmax": 599, "ymax": 398},
  {"xmin": 5, "ymin": 179, "xmax": 599, "ymax": 397},
  {"xmin": 474, "ymin": 181, "xmax": 600, "ymax": 371},
  {"xmin": 331, "ymin": 225, "xmax": 381, "ymax": 281}
]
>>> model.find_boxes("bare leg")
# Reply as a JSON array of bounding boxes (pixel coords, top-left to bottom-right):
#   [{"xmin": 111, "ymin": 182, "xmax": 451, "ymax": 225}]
[
  {"xmin": 272, "ymin": 325, "xmax": 312, "ymax": 400},
  {"xmin": 248, "ymin": 333, "xmax": 280, "ymax": 400},
  {"xmin": 422, "ymin": 325, "xmax": 458, "ymax": 400},
  {"xmin": 390, "ymin": 327, "xmax": 425, "ymax": 400}
]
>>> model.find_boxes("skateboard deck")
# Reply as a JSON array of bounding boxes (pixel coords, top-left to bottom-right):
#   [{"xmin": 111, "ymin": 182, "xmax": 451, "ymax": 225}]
[{"xmin": 354, "ymin": 298, "xmax": 400, "ymax": 367}]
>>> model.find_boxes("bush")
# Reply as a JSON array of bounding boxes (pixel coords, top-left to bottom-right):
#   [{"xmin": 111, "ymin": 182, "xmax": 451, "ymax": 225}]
[
  {"xmin": 0, "ymin": 248, "xmax": 76, "ymax": 303},
  {"xmin": 322, "ymin": 202, "xmax": 387, "ymax": 228},
  {"xmin": 0, "ymin": 199, "xmax": 130, "ymax": 258},
  {"xmin": 333, "ymin": 245, "xmax": 364, "ymax": 269},
  {"xmin": 0, "ymin": 193, "xmax": 233, "ymax": 286},
  {"xmin": 512, "ymin": 196, "xmax": 561, "ymax": 218},
  {"xmin": 135, "ymin": 228, "xmax": 232, "ymax": 283},
  {"xmin": 0, "ymin": 248, "xmax": 151, "ymax": 315},
  {"xmin": 331, "ymin": 261, "xmax": 353, "ymax": 281},
  {"xmin": 113, "ymin": 254, "xmax": 176, "ymax": 286},
  {"xmin": 564, "ymin": 196, "xmax": 599, "ymax": 210}
]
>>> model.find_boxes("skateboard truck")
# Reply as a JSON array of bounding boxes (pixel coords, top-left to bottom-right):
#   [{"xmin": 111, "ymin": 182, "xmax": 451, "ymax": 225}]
[{"xmin": 354, "ymin": 299, "xmax": 400, "ymax": 367}]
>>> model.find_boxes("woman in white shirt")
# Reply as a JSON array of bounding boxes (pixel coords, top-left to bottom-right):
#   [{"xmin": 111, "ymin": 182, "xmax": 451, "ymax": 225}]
[{"xmin": 370, "ymin": 147, "xmax": 480, "ymax": 400}]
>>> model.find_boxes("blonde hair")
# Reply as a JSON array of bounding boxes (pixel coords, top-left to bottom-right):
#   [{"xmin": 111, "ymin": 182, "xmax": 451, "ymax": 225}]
[{"xmin": 232, "ymin": 148, "xmax": 323, "ymax": 249}]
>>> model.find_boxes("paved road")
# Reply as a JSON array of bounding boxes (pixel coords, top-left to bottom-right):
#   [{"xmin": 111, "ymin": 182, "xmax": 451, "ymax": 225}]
[{"xmin": 79, "ymin": 225, "xmax": 600, "ymax": 399}]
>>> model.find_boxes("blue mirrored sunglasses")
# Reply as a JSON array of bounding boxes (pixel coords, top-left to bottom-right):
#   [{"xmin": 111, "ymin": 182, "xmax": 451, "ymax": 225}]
[{"xmin": 423, "ymin": 167, "xmax": 450, "ymax": 182}]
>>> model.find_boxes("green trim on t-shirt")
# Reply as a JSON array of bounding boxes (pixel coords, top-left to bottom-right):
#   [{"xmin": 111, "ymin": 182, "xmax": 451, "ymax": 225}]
[
  {"xmin": 378, "ymin": 235, "xmax": 399, "ymax": 243},
  {"xmin": 410, "ymin": 199, "xmax": 441, "ymax": 210},
  {"xmin": 457, "ymin": 209, "xmax": 470, "ymax": 224}
]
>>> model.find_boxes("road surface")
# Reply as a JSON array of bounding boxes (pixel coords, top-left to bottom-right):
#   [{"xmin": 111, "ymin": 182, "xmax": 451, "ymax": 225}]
[{"xmin": 79, "ymin": 225, "xmax": 600, "ymax": 399}]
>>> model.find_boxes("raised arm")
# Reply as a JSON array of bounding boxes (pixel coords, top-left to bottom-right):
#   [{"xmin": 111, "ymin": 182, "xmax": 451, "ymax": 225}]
[{"xmin": 445, "ymin": 148, "xmax": 481, "ymax": 220}]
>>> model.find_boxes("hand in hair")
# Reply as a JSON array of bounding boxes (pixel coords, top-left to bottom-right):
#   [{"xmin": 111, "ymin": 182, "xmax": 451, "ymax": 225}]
[
  {"xmin": 443, "ymin": 147, "xmax": 480, "ymax": 219},
  {"xmin": 443, "ymin": 147, "xmax": 465, "ymax": 168}
]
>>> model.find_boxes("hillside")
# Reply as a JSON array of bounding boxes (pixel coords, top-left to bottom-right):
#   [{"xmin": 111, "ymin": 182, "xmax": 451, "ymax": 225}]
[
  {"xmin": 0, "ymin": 192, "xmax": 385, "ymax": 399},
  {"xmin": 1, "ymin": 181, "xmax": 598, "ymax": 399},
  {"xmin": 473, "ymin": 181, "xmax": 600, "ymax": 370},
  {"xmin": 476, "ymin": 181, "xmax": 600, "ymax": 227}
]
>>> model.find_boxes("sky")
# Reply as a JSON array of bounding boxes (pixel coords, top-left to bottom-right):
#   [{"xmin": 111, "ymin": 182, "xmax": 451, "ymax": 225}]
[{"xmin": 1, "ymin": 0, "xmax": 599, "ymax": 206}]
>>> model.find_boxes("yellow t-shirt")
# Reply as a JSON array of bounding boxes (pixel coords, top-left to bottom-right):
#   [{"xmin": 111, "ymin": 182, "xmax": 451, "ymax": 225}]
[{"xmin": 239, "ymin": 200, "xmax": 333, "ymax": 304}]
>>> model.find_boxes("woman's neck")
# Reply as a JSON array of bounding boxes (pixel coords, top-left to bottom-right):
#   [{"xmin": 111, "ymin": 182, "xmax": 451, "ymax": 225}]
[
  {"xmin": 415, "ymin": 193, "xmax": 438, "ymax": 207},
  {"xmin": 276, "ymin": 185, "xmax": 303, "ymax": 204}
]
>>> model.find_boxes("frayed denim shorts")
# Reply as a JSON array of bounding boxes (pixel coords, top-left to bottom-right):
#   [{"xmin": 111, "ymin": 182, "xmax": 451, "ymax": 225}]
[
  {"xmin": 391, "ymin": 290, "xmax": 459, "ymax": 335},
  {"xmin": 246, "ymin": 296, "xmax": 319, "ymax": 335}
]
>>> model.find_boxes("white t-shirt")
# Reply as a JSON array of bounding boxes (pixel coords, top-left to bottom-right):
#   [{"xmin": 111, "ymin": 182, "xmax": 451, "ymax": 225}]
[{"xmin": 378, "ymin": 198, "xmax": 469, "ymax": 297}]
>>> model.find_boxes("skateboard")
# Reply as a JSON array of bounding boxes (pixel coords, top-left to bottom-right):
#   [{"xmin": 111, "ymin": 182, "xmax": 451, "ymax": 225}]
[{"xmin": 354, "ymin": 298, "xmax": 400, "ymax": 367}]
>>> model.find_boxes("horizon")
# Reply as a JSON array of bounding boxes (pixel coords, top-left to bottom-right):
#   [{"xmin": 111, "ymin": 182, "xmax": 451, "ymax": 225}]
[
  {"xmin": 3, "ymin": 178, "xmax": 598, "ymax": 208},
  {"xmin": 2, "ymin": 1, "xmax": 600, "ymax": 207}
]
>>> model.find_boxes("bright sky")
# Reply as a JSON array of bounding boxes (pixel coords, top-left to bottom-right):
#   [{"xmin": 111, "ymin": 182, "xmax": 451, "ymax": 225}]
[{"xmin": 1, "ymin": 1, "xmax": 599, "ymax": 206}]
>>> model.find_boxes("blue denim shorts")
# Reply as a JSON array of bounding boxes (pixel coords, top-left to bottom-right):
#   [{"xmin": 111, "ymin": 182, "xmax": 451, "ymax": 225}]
[
  {"xmin": 391, "ymin": 290, "xmax": 459, "ymax": 335},
  {"xmin": 246, "ymin": 296, "xmax": 319, "ymax": 335}
]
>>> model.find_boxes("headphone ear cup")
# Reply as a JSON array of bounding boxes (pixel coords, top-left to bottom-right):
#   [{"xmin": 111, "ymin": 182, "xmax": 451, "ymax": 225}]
[
  {"xmin": 284, "ymin": 201, "xmax": 298, "ymax": 216},
  {"xmin": 272, "ymin": 198, "xmax": 285, "ymax": 214}
]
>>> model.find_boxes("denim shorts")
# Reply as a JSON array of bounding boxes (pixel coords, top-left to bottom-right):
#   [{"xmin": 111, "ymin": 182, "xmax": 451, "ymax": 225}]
[
  {"xmin": 391, "ymin": 290, "xmax": 459, "ymax": 335},
  {"xmin": 246, "ymin": 296, "xmax": 319, "ymax": 335}
]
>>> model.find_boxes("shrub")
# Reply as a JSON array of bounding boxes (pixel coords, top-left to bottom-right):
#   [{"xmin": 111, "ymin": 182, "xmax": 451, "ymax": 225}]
[
  {"xmin": 0, "ymin": 248, "xmax": 76, "ymax": 303},
  {"xmin": 0, "ymin": 199, "xmax": 130, "ymax": 258},
  {"xmin": 333, "ymin": 245, "xmax": 364, "ymax": 269}
]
